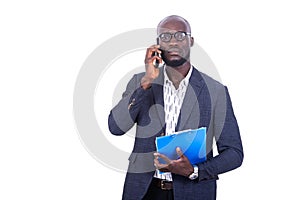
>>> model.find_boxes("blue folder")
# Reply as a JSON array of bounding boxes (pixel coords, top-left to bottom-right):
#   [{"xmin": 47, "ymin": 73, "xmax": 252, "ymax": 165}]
[{"xmin": 155, "ymin": 127, "xmax": 207, "ymax": 165}]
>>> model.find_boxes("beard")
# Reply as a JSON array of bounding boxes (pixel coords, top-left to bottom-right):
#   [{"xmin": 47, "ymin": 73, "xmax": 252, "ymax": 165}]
[{"xmin": 161, "ymin": 50, "xmax": 189, "ymax": 68}]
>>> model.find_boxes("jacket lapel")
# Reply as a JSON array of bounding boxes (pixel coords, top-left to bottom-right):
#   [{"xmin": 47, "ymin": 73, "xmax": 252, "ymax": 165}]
[{"xmin": 177, "ymin": 68, "xmax": 205, "ymax": 131}]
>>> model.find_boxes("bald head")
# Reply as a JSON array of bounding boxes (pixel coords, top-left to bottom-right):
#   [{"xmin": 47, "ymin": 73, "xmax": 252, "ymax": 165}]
[{"xmin": 157, "ymin": 15, "xmax": 191, "ymax": 35}]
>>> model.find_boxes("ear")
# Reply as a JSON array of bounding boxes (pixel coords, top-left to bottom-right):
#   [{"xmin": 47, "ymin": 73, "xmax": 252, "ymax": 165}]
[{"xmin": 190, "ymin": 37, "xmax": 194, "ymax": 47}]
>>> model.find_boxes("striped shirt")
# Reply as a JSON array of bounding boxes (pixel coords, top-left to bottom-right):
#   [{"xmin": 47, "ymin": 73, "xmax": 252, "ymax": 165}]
[{"xmin": 154, "ymin": 65, "xmax": 193, "ymax": 181}]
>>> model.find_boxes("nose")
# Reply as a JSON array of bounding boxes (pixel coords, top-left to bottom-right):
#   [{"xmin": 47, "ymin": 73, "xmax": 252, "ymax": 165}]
[{"xmin": 168, "ymin": 35, "xmax": 178, "ymax": 46}]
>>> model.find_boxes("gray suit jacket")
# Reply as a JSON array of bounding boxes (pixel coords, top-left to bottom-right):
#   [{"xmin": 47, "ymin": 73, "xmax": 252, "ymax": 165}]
[{"xmin": 108, "ymin": 66, "xmax": 243, "ymax": 200}]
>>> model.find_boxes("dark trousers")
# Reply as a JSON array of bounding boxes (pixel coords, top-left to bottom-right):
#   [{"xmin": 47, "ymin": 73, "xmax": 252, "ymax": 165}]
[{"xmin": 142, "ymin": 179, "xmax": 174, "ymax": 200}]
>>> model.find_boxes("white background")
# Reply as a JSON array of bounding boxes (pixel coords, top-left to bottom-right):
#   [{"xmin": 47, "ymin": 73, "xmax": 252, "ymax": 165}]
[{"xmin": 1, "ymin": 0, "xmax": 300, "ymax": 199}]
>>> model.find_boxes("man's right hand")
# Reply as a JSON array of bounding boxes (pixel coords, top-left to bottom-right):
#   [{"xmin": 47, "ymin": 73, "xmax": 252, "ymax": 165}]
[{"xmin": 140, "ymin": 45, "xmax": 162, "ymax": 90}]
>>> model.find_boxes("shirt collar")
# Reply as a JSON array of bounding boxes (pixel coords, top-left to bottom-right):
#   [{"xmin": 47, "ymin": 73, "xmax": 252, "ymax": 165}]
[{"xmin": 163, "ymin": 65, "xmax": 193, "ymax": 89}]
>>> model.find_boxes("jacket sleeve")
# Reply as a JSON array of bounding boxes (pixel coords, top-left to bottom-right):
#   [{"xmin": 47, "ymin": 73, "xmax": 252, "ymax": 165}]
[
  {"xmin": 108, "ymin": 73, "xmax": 152, "ymax": 135},
  {"xmin": 197, "ymin": 86, "xmax": 244, "ymax": 181}
]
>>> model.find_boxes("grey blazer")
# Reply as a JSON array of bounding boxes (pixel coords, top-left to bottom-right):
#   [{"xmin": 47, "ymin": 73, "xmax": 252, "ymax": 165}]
[{"xmin": 108, "ymin": 66, "xmax": 243, "ymax": 200}]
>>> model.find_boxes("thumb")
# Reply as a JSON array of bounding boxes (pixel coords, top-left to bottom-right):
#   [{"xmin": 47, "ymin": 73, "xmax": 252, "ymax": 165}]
[{"xmin": 176, "ymin": 147, "xmax": 184, "ymax": 158}]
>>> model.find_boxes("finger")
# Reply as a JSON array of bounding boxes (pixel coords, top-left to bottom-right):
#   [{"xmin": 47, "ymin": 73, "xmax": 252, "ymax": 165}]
[
  {"xmin": 176, "ymin": 147, "xmax": 184, "ymax": 158},
  {"xmin": 157, "ymin": 167, "xmax": 170, "ymax": 172},
  {"xmin": 154, "ymin": 152, "xmax": 169, "ymax": 162},
  {"xmin": 146, "ymin": 50, "xmax": 162, "ymax": 60},
  {"xmin": 146, "ymin": 46, "xmax": 161, "ymax": 59},
  {"xmin": 156, "ymin": 153, "xmax": 172, "ymax": 164},
  {"xmin": 154, "ymin": 158, "xmax": 168, "ymax": 170},
  {"xmin": 149, "ymin": 44, "xmax": 160, "ymax": 50},
  {"xmin": 150, "ymin": 56, "xmax": 163, "ymax": 66}
]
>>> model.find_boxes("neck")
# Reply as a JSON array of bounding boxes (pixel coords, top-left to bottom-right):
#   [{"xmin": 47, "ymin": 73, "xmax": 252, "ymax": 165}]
[{"xmin": 165, "ymin": 62, "xmax": 191, "ymax": 89}]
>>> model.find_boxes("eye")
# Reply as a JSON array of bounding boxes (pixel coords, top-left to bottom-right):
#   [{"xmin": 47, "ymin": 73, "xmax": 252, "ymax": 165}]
[
  {"xmin": 175, "ymin": 32, "xmax": 186, "ymax": 41},
  {"xmin": 160, "ymin": 33, "xmax": 171, "ymax": 42}
]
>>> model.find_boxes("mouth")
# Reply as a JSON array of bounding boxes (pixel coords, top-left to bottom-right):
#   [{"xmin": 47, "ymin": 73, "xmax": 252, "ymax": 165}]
[
  {"xmin": 168, "ymin": 51, "xmax": 180, "ymax": 56},
  {"xmin": 166, "ymin": 48, "xmax": 181, "ymax": 56}
]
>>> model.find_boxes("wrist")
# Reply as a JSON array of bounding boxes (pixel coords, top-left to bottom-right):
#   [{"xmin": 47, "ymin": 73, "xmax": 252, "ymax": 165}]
[
  {"xmin": 140, "ymin": 76, "xmax": 153, "ymax": 90},
  {"xmin": 188, "ymin": 165, "xmax": 199, "ymax": 180}
]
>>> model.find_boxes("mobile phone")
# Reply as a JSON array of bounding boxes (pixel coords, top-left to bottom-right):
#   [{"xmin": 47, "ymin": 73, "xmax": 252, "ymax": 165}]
[
  {"xmin": 153, "ymin": 38, "xmax": 161, "ymax": 68},
  {"xmin": 153, "ymin": 53, "xmax": 160, "ymax": 68}
]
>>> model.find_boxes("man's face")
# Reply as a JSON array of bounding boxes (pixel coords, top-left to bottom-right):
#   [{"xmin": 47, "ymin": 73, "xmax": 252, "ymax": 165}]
[{"xmin": 157, "ymin": 20, "xmax": 193, "ymax": 67}]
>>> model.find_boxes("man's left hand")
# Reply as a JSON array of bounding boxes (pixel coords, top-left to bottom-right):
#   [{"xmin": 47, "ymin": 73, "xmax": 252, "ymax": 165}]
[{"xmin": 154, "ymin": 147, "xmax": 194, "ymax": 177}]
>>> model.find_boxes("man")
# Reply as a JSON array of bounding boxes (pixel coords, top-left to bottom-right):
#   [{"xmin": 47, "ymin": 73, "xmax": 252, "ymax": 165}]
[{"xmin": 108, "ymin": 15, "xmax": 243, "ymax": 200}]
